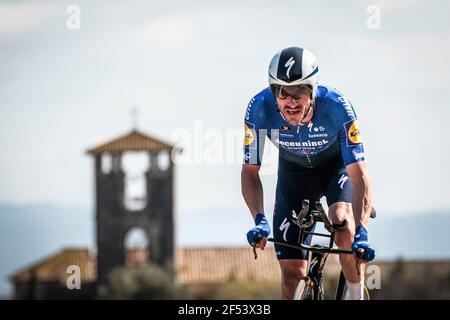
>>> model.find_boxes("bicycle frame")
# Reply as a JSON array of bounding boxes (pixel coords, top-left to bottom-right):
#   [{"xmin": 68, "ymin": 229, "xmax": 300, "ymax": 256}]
[
  {"xmin": 261, "ymin": 199, "xmax": 370, "ymax": 300},
  {"xmin": 252, "ymin": 199, "xmax": 375, "ymax": 299},
  {"xmin": 267, "ymin": 199, "xmax": 354, "ymax": 256},
  {"xmin": 267, "ymin": 212, "xmax": 352, "ymax": 299}
]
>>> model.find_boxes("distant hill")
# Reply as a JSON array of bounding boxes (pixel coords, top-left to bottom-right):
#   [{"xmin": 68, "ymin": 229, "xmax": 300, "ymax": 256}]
[
  {"xmin": 0, "ymin": 203, "xmax": 449, "ymax": 297},
  {"xmin": 370, "ymin": 209, "xmax": 450, "ymax": 260}
]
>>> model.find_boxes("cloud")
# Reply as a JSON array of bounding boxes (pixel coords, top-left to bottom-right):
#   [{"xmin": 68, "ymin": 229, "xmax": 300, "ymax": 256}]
[
  {"xmin": 0, "ymin": 2, "xmax": 61, "ymax": 34},
  {"xmin": 364, "ymin": 0, "xmax": 423, "ymax": 13},
  {"xmin": 143, "ymin": 14, "xmax": 195, "ymax": 45},
  {"xmin": 142, "ymin": 9, "xmax": 241, "ymax": 45}
]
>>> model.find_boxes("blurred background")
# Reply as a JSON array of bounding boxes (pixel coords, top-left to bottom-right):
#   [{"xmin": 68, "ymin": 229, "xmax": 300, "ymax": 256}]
[{"xmin": 1, "ymin": 0, "xmax": 449, "ymax": 299}]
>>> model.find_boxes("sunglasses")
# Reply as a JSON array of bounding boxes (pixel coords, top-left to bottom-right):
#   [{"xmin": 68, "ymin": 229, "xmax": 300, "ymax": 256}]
[{"xmin": 276, "ymin": 85, "xmax": 313, "ymax": 100}]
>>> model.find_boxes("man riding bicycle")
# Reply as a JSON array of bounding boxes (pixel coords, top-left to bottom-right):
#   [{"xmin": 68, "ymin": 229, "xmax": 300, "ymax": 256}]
[{"xmin": 242, "ymin": 47, "xmax": 375, "ymax": 300}]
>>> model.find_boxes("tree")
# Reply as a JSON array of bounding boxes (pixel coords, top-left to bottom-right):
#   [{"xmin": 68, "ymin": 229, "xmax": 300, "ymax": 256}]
[{"xmin": 99, "ymin": 263, "xmax": 188, "ymax": 299}]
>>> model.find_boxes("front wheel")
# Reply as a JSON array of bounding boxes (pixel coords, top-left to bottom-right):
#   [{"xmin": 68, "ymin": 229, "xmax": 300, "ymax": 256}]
[{"xmin": 293, "ymin": 276, "xmax": 316, "ymax": 300}]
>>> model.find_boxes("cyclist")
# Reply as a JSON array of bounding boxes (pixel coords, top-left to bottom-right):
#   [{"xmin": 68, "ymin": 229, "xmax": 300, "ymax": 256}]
[{"xmin": 242, "ymin": 47, "xmax": 375, "ymax": 300}]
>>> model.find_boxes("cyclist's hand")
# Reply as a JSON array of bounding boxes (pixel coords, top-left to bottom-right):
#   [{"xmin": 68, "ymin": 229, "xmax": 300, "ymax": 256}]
[
  {"xmin": 351, "ymin": 225, "xmax": 375, "ymax": 262},
  {"xmin": 246, "ymin": 213, "xmax": 270, "ymax": 250}
]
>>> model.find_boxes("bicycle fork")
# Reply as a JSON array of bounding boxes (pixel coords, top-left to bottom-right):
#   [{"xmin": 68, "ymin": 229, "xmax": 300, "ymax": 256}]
[{"xmin": 308, "ymin": 251, "xmax": 328, "ymax": 300}]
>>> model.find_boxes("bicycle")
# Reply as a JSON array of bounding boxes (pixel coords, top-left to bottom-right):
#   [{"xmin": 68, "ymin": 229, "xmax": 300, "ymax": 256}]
[{"xmin": 253, "ymin": 199, "xmax": 376, "ymax": 300}]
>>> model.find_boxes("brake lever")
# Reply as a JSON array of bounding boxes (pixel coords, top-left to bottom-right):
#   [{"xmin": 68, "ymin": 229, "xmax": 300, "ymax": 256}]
[
  {"xmin": 291, "ymin": 210, "xmax": 301, "ymax": 227},
  {"xmin": 291, "ymin": 199, "xmax": 310, "ymax": 227},
  {"xmin": 252, "ymin": 234, "xmax": 263, "ymax": 260},
  {"xmin": 316, "ymin": 201, "xmax": 334, "ymax": 233},
  {"xmin": 355, "ymin": 248, "xmax": 365, "ymax": 276},
  {"xmin": 302, "ymin": 214, "xmax": 315, "ymax": 229}
]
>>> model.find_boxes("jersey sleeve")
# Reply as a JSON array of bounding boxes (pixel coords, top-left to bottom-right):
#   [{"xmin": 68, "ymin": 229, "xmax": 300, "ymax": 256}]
[
  {"xmin": 334, "ymin": 94, "xmax": 366, "ymax": 166},
  {"xmin": 243, "ymin": 93, "xmax": 267, "ymax": 165}
]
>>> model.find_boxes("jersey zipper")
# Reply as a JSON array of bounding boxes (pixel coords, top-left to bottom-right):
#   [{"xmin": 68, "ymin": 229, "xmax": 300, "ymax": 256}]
[{"xmin": 297, "ymin": 125, "xmax": 311, "ymax": 164}]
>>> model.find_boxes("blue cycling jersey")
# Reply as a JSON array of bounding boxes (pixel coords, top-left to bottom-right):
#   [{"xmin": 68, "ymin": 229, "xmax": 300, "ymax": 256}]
[{"xmin": 243, "ymin": 84, "xmax": 365, "ymax": 168}]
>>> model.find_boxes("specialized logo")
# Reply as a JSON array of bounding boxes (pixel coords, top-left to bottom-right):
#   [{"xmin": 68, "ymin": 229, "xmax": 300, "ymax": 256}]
[
  {"xmin": 279, "ymin": 218, "xmax": 290, "ymax": 242},
  {"xmin": 338, "ymin": 174, "xmax": 349, "ymax": 190},
  {"xmin": 344, "ymin": 119, "xmax": 362, "ymax": 146},
  {"xmin": 285, "ymin": 57, "xmax": 295, "ymax": 79},
  {"xmin": 244, "ymin": 123, "xmax": 255, "ymax": 147},
  {"xmin": 309, "ymin": 257, "xmax": 319, "ymax": 271}
]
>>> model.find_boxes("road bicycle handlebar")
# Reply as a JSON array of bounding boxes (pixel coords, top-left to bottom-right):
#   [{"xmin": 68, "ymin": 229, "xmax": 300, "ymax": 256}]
[{"xmin": 252, "ymin": 200, "xmax": 375, "ymax": 260}]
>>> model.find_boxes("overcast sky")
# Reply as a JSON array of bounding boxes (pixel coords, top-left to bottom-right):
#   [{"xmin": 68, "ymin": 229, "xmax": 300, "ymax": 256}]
[{"xmin": 1, "ymin": 0, "xmax": 450, "ymax": 227}]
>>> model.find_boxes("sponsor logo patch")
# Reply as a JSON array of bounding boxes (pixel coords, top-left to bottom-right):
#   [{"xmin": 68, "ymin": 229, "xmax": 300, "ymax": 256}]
[
  {"xmin": 344, "ymin": 119, "xmax": 362, "ymax": 146},
  {"xmin": 280, "ymin": 125, "xmax": 291, "ymax": 133},
  {"xmin": 245, "ymin": 98, "xmax": 255, "ymax": 121},
  {"xmin": 244, "ymin": 123, "xmax": 255, "ymax": 147},
  {"xmin": 276, "ymin": 138, "xmax": 329, "ymax": 148},
  {"xmin": 352, "ymin": 149, "xmax": 365, "ymax": 160},
  {"xmin": 338, "ymin": 96, "xmax": 356, "ymax": 118}
]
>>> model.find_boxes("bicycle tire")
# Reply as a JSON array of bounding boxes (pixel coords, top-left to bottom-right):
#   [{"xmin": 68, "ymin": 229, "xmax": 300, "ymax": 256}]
[{"xmin": 293, "ymin": 276, "xmax": 315, "ymax": 300}]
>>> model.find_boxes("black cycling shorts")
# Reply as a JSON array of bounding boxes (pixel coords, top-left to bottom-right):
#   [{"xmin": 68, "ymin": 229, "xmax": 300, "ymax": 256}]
[{"xmin": 273, "ymin": 156, "xmax": 353, "ymax": 260}]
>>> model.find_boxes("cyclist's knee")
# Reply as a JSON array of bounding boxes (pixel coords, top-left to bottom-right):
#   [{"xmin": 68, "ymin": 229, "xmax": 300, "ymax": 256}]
[
  {"xmin": 329, "ymin": 202, "xmax": 353, "ymax": 222},
  {"xmin": 335, "ymin": 227, "xmax": 354, "ymax": 249},
  {"xmin": 282, "ymin": 269, "xmax": 302, "ymax": 286},
  {"xmin": 279, "ymin": 260, "xmax": 307, "ymax": 284},
  {"xmin": 329, "ymin": 202, "xmax": 355, "ymax": 249}
]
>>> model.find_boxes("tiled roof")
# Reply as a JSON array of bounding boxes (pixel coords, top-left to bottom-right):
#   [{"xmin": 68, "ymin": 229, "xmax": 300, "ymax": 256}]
[
  {"xmin": 86, "ymin": 130, "xmax": 174, "ymax": 156},
  {"xmin": 10, "ymin": 248, "xmax": 96, "ymax": 284},
  {"xmin": 10, "ymin": 246, "xmax": 281, "ymax": 285},
  {"xmin": 176, "ymin": 247, "xmax": 280, "ymax": 284},
  {"xmin": 13, "ymin": 247, "xmax": 450, "ymax": 288}
]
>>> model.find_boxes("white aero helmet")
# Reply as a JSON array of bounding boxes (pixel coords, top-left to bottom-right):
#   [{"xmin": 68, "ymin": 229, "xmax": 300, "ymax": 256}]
[{"xmin": 268, "ymin": 47, "xmax": 319, "ymax": 97}]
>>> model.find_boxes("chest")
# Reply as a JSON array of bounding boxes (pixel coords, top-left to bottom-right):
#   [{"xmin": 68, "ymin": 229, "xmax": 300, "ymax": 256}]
[{"xmin": 266, "ymin": 111, "xmax": 338, "ymax": 154}]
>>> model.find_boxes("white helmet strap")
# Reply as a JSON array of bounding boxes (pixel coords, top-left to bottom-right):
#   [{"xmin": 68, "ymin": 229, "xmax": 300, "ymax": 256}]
[{"xmin": 299, "ymin": 100, "xmax": 314, "ymax": 125}]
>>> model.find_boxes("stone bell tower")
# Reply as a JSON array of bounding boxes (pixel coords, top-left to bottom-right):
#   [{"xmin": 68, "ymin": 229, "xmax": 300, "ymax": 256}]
[{"xmin": 86, "ymin": 130, "xmax": 175, "ymax": 285}]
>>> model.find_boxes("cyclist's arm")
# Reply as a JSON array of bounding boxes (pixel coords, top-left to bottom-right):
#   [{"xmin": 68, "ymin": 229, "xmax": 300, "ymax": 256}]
[
  {"xmin": 346, "ymin": 160, "xmax": 372, "ymax": 229},
  {"xmin": 241, "ymin": 164, "xmax": 264, "ymax": 220},
  {"xmin": 333, "ymin": 92, "xmax": 372, "ymax": 228}
]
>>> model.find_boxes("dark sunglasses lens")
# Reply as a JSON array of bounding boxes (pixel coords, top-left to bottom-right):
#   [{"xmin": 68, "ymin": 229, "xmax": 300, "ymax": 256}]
[
  {"xmin": 277, "ymin": 85, "xmax": 312, "ymax": 100},
  {"xmin": 278, "ymin": 88, "xmax": 288, "ymax": 99}
]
